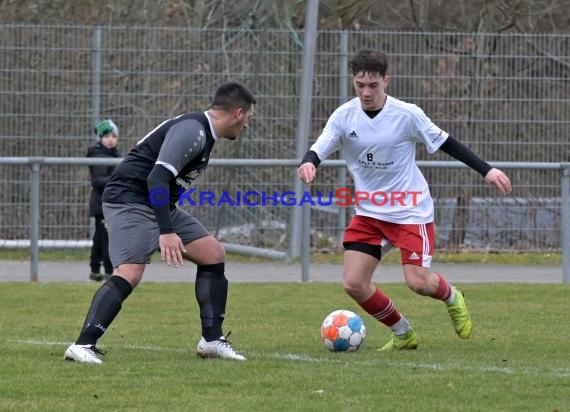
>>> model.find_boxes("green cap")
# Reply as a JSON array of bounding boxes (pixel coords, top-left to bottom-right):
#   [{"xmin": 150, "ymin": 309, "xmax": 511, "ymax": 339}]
[{"xmin": 95, "ymin": 119, "xmax": 119, "ymax": 138}]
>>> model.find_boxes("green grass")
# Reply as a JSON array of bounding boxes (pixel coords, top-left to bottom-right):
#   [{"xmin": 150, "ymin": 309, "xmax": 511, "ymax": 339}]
[
  {"xmin": 310, "ymin": 250, "xmax": 562, "ymax": 265},
  {"xmin": 0, "ymin": 248, "xmax": 93, "ymax": 261},
  {"xmin": 0, "ymin": 247, "xmax": 563, "ymax": 265},
  {"xmin": 0, "ymin": 283, "xmax": 569, "ymax": 411}
]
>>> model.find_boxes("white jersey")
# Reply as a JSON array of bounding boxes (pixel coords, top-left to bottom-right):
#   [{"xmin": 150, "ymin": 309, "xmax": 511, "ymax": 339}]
[{"xmin": 310, "ymin": 95, "xmax": 448, "ymax": 224}]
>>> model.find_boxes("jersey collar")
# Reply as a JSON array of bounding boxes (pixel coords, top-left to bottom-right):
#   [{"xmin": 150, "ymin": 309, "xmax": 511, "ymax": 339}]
[{"xmin": 204, "ymin": 111, "xmax": 218, "ymax": 140}]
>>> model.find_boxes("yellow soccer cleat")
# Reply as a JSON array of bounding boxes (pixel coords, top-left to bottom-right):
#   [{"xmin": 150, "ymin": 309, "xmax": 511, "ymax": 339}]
[
  {"xmin": 447, "ymin": 287, "xmax": 473, "ymax": 339},
  {"xmin": 378, "ymin": 329, "xmax": 418, "ymax": 351}
]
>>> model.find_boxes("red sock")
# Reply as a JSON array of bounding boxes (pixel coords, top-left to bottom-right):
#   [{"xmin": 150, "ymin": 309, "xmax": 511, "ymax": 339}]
[
  {"xmin": 359, "ymin": 288, "xmax": 401, "ymax": 327},
  {"xmin": 432, "ymin": 273, "xmax": 452, "ymax": 301}
]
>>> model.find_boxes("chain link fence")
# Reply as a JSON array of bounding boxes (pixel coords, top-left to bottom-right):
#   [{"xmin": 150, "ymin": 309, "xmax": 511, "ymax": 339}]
[{"xmin": 1, "ymin": 25, "xmax": 569, "ymax": 252}]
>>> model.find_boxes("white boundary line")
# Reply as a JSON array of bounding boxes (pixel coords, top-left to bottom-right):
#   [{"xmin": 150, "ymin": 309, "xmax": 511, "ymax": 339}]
[{"xmin": 11, "ymin": 339, "xmax": 570, "ymax": 378}]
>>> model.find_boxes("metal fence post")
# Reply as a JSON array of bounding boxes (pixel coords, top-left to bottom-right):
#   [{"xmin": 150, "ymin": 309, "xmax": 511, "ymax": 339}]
[
  {"xmin": 561, "ymin": 164, "xmax": 570, "ymax": 283},
  {"xmin": 301, "ymin": 190, "xmax": 311, "ymax": 282},
  {"xmin": 30, "ymin": 160, "xmax": 41, "ymax": 282},
  {"xmin": 91, "ymin": 25, "xmax": 102, "ymax": 142},
  {"xmin": 337, "ymin": 30, "xmax": 349, "ymax": 246},
  {"xmin": 290, "ymin": 0, "xmax": 319, "ymax": 261}
]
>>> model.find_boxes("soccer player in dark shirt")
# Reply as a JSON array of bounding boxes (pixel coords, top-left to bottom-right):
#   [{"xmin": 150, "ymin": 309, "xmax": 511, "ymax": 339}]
[{"xmin": 65, "ymin": 82, "xmax": 255, "ymax": 363}]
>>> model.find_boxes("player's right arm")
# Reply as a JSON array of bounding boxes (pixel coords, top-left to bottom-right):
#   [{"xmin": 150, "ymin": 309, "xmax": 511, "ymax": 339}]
[
  {"xmin": 297, "ymin": 110, "xmax": 343, "ymax": 185},
  {"xmin": 297, "ymin": 154, "xmax": 319, "ymax": 184},
  {"xmin": 147, "ymin": 160, "xmax": 186, "ymax": 267},
  {"xmin": 147, "ymin": 119, "xmax": 206, "ymax": 267}
]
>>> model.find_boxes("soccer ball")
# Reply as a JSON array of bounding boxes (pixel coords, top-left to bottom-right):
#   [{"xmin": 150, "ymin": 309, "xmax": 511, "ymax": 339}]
[{"xmin": 320, "ymin": 309, "xmax": 366, "ymax": 352}]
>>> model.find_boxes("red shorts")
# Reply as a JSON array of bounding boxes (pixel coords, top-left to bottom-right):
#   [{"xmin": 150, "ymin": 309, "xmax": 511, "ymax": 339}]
[{"xmin": 343, "ymin": 215, "xmax": 434, "ymax": 267}]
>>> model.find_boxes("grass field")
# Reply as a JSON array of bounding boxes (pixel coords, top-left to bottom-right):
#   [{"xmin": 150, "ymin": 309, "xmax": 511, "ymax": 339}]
[
  {"xmin": 0, "ymin": 247, "xmax": 563, "ymax": 265},
  {"xmin": 0, "ymin": 282, "xmax": 568, "ymax": 411}
]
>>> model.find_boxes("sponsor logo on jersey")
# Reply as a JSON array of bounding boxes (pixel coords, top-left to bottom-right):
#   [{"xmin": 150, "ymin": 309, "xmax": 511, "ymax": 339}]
[
  {"xmin": 358, "ymin": 158, "xmax": 394, "ymax": 170},
  {"xmin": 431, "ymin": 130, "xmax": 444, "ymax": 144},
  {"xmin": 348, "ymin": 130, "xmax": 358, "ymax": 138}
]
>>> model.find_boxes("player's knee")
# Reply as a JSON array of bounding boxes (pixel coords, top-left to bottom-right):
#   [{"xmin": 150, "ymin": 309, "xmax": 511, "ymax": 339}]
[
  {"xmin": 114, "ymin": 266, "xmax": 144, "ymax": 288},
  {"xmin": 215, "ymin": 241, "xmax": 226, "ymax": 261},
  {"xmin": 185, "ymin": 236, "xmax": 226, "ymax": 265},
  {"xmin": 205, "ymin": 239, "xmax": 226, "ymax": 263},
  {"xmin": 342, "ymin": 278, "xmax": 366, "ymax": 299}
]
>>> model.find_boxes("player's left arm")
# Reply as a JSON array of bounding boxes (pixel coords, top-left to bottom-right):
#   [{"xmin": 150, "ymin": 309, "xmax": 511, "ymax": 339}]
[
  {"xmin": 439, "ymin": 136, "xmax": 512, "ymax": 195},
  {"xmin": 411, "ymin": 105, "xmax": 511, "ymax": 196}
]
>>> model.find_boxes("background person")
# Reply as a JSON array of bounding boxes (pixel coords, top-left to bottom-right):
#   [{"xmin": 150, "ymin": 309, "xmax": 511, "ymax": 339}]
[{"xmin": 87, "ymin": 119, "xmax": 121, "ymax": 281}]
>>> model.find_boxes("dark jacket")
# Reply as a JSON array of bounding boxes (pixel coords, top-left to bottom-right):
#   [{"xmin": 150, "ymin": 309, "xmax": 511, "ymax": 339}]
[{"xmin": 87, "ymin": 143, "xmax": 121, "ymax": 216}]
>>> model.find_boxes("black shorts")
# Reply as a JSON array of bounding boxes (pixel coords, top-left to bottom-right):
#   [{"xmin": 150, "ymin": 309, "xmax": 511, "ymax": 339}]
[{"xmin": 102, "ymin": 202, "xmax": 209, "ymax": 267}]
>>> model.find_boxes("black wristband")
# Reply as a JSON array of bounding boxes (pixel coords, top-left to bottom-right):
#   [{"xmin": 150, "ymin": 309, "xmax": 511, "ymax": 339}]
[
  {"xmin": 300, "ymin": 150, "xmax": 321, "ymax": 168},
  {"xmin": 439, "ymin": 136, "xmax": 492, "ymax": 177}
]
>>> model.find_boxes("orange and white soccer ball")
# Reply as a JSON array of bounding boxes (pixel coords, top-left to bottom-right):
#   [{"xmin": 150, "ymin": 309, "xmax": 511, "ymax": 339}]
[{"xmin": 320, "ymin": 309, "xmax": 366, "ymax": 352}]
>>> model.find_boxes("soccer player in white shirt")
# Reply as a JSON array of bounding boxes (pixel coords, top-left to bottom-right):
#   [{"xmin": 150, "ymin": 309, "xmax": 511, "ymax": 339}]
[{"xmin": 298, "ymin": 50, "xmax": 512, "ymax": 351}]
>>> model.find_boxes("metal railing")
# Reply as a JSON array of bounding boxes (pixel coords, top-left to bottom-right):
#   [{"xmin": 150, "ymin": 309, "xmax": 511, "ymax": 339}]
[{"xmin": 0, "ymin": 157, "xmax": 568, "ymax": 283}]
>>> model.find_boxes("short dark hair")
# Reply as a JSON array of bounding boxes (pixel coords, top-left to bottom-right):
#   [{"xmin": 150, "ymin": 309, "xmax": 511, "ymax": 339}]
[
  {"xmin": 349, "ymin": 50, "xmax": 388, "ymax": 77},
  {"xmin": 210, "ymin": 82, "xmax": 256, "ymax": 111}
]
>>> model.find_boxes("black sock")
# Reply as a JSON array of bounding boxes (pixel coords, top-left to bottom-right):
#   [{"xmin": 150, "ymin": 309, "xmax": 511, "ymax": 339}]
[
  {"xmin": 195, "ymin": 263, "xmax": 227, "ymax": 341},
  {"xmin": 76, "ymin": 276, "xmax": 133, "ymax": 345}
]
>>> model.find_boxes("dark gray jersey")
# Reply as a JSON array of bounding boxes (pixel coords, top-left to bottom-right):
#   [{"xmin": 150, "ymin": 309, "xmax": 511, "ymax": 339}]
[{"xmin": 103, "ymin": 112, "xmax": 215, "ymax": 205}]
